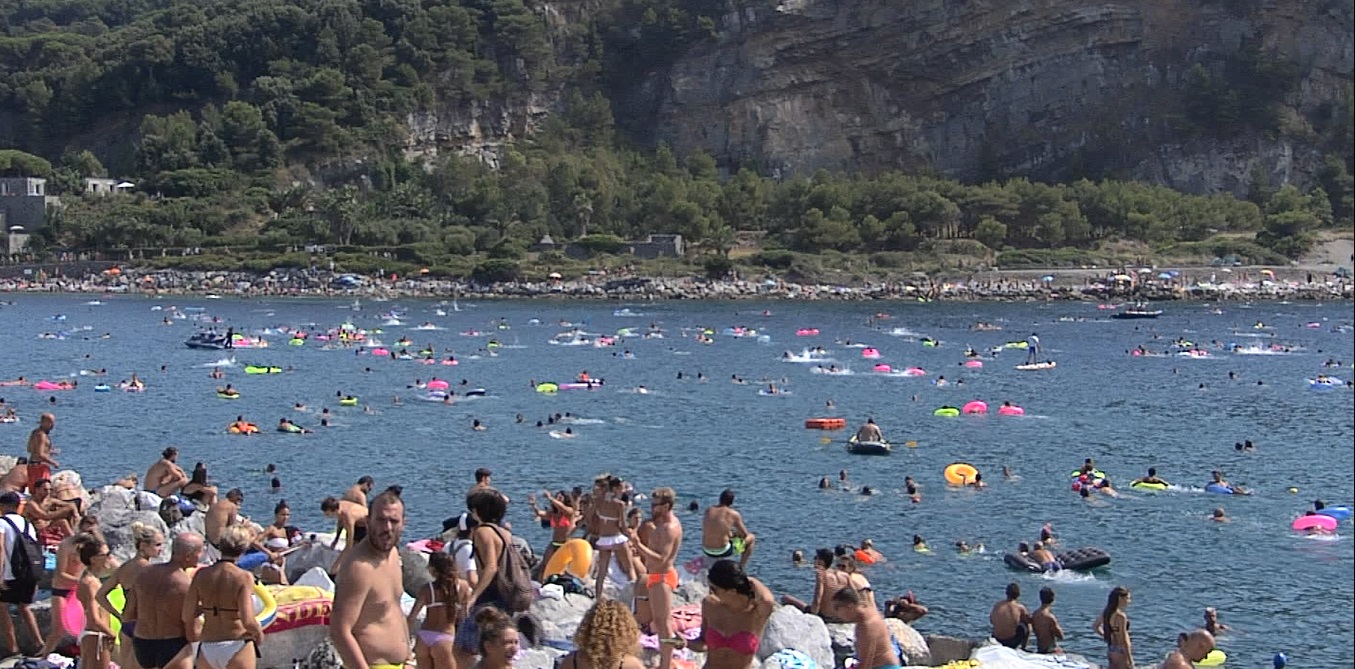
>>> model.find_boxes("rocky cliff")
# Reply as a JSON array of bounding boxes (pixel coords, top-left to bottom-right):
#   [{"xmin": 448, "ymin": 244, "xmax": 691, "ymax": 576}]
[{"xmin": 583, "ymin": 0, "xmax": 1352, "ymax": 192}]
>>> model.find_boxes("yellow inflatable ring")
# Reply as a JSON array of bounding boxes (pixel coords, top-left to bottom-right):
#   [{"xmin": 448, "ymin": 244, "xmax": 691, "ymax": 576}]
[
  {"xmin": 541, "ymin": 538, "xmax": 593, "ymax": 580},
  {"xmin": 944, "ymin": 462, "xmax": 979, "ymax": 486},
  {"xmin": 1194, "ymin": 649, "xmax": 1226, "ymax": 667}
]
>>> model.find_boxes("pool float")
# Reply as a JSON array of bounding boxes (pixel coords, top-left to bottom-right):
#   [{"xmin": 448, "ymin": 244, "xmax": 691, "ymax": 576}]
[
  {"xmin": 1005, "ymin": 546, "xmax": 1111, "ymax": 573},
  {"xmin": 338, "ymin": 397, "xmax": 359, "ymax": 406},
  {"xmin": 933, "ymin": 406, "xmax": 960, "ymax": 417},
  {"xmin": 121, "ymin": 383, "xmax": 146, "ymax": 392},
  {"xmin": 846, "ymin": 435, "xmax": 892, "ymax": 455},
  {"xmin": 229, "ymin": 423, "xmax": 259, "ymax": 434},
  {"xmin": 371, "ymin": 348, "xmax": 390, "ymax": 357},
  {"xmin": 288, "ymin": 338, "xmax": 305, "ymax": 346},
  {"xmin": 944, "ymin": 462, "xmax": 978, "ymax": 485},
  {"xmin": 1070, "ymin": 469, "xmax": 1107, "ymax": 480},
  {"xmin": 1204, "ymin": 482, "xmax": 1238, "ymax": 495},
  {"xmin": 536, "ymin": 382, "xmax": 559, "ymax": 393},
  {"xmin": 441, "ymin": 358, "xmax": 459, "ymax": 365},
  {"xmin": 264, "ymin": 585, "xmax": 333, "ymax": 634},
  {"xmin": 795, "ymin": 328, "xmax": 820, "ymax": 336},
  {"xmin": 244, "ymin": 366, "xmax": 283, "ymax": 374},
  {"xmin": 0, "ymin": 416, "xmax": 19, "ymax": 423},
  {"xmin": 997, "ymin": 404, "xmax": 1024, "ymax": 416},
  {"xmin": 805, "ymin": 418, "xmax": 846, "ymax": 430},
  {"xmin": 1130, "ymin": 481, "xmax": 1168, "ymax": 491},
  {"xmin": 1308, "ymin": 378, "xmax": 1343, "ymax": 390},
  {"xmin": 1003, "ymin": 341, "xmax": 1028, "ymax": 349},
  {"xmin": 861, "ymin": 348, "xmax": 881, "ymax": 359},
  {"xmin": 426, "ymin": 379, "xmax": 450, "ymax": 391},
  {"xmin": 963, "ymin": 360, "xmax": 983, "ymax": 368},
  {"xmin": 1317, "ymin": 507, "xmax": 1352, "ymax": 520},
  {"xmin": 33, "ymin": 381, "xmax": 69, "ymax": 391},
  {"xmin": 873, "ymin": 364, "xmax": 892, "ymax": 372},
  {"xmin": 1015, "ymin": 361, "xmax": 1057, "ymax": 371},
  {"xmin": 94, "ymin": 384, "xmax": 112, "ymax": 392},
  {"xmin": 217, "ymin": 391, "xmax": 241, "ymax": 399},
  {"xmin": 1195, "ymin": 649, "xmax": 1226, "ymax": 667},
  {"xmin": 541, "ymin": 538, "xmax": 593, "ymax": 580},
  {"xmin": 903, "ymin": 367, "xmax": 926, "ymax": 377},
  {"xmin": 559, "ymin": 382, "xmax": 604, "ymax": 390},
  {"xmin": 1292, "ymin": 515, "xmax": 1337, "ymax": 532},
  {"xmin": 961, "ymin": 401, "xmax": 988, "ymax": 415}
]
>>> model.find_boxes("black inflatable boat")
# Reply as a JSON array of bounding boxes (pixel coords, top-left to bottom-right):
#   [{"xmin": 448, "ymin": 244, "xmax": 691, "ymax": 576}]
[{"xmin": 1004, "ymin": 546, "xmax": 1111, "ymax": 573}]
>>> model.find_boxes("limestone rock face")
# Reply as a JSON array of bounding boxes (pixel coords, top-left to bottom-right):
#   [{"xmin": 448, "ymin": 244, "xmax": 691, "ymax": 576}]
[{"xmin": 758, "ymin": 607, "xmax": 834, "ymax": 669}]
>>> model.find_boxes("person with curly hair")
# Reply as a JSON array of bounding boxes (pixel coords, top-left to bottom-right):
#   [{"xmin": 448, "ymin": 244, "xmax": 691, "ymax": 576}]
[{"xmin": 554, "ymin": 601, "xmax": 643, "ymax": 669}]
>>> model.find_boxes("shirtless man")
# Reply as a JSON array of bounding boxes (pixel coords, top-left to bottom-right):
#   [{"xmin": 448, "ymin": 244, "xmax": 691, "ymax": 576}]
[
  {"xmin": 1130, "ymin": 467, "xmax": 1170, "ymax": 488},
  {"xmin": 205, "ymin": 489, "xmax": 245, "ymax": 548},
  {"xmin": 144, "ymin": 448, "xmax": 189, "ymax": 498},
  {"xmin": 990, "ymin": 582, "xmax": 1031, "ymax": 650},
  {"xmin": 1028, "ymin": 541, "xmax": 1060, "ymax": 572},
  {"xmin": 854, "ymin": 418, "xmax": 883, "ymax": 443},
  {"xmin": 125, "ymin": 533, "xmax": 202, "ymax": 669},
  {"xmin": 330, "ymin": 490, "xmax": 409, "ymax": 669},
  {"xmin": 832, "ymin": 586, "xmax": 900, "ymax": 669},
  {"xmin": 0, "ymin": 458, "xmax": 27, "ymax": 494},
  {"xmin": 343, "ymin": 476, "xmax": 375, "ymax": 505},
  {"xmin": 24, "ymin": 477, "xmax": 79, "ymax": 538},
  {"xmin": 466, "ymin": 468, "xmax": 509, "ymax": 503},
  {"xmin": 25, "ymin": 413, "xmax": 59, "ymax": 493},
  {"xmin": 99, "ymin": 523, "xmax": 165, "ymax": 669},
  {"xmin": 701, "ymin": 489, "xmax": 756, "ymax": 568},
  {"xmin": 37, "ymin": 515, "xmax": 100, "ymax": 656},
  {"xmin": 322, "ymin": 496, "xmax": 369, "ymax": 550},
  {"xmin": 1160, "ymin": 629, "xmax": 1215, "ymax": 669},
  {"xmin": 1030, "ymin": 587, "xmax": 1065, "ymax": 654},
  {"xmin": 626, "ymin": 487, "xmax": 683, "ymax": 669}
]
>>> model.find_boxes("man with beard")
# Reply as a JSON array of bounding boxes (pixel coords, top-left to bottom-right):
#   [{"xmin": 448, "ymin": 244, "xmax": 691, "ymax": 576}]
[
  {"xmin": 330, "ymin": 487, "xmax": 409, "ymax": 669},
  {"xmin": 627, "ymin": 487, "xmax": 683, "ymax": 669}
]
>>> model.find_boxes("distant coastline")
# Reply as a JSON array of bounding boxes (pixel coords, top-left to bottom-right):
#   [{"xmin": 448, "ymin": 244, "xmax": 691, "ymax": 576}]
[{"xmin": 0, "ymin": 263, "xmax": 1351, "ymax": 302}]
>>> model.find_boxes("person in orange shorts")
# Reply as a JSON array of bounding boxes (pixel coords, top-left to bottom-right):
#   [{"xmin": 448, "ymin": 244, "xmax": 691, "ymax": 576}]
[
  {"xmin": 25, "ymin": 413, "xmax": 59, "ymax": 493},
  {"xmin": 627, "ymin": 487, "xmax": 684, "ymax": 669}
]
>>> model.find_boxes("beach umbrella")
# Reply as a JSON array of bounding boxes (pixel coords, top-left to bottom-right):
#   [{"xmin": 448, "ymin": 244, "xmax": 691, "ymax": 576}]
[
  {"xmin": 1260, "ymin": 269, "xmax": 1275, "ymax": 277},
  {"xmin": 548, "ymin": 272, "xmax": 562, "ymax": 279},
  {"xmin": 1041, "ymin": 275, "xmax": 1055, "ymax": 282},
  {"xmin": 1112, "ymin": 274, "xmax": 1132, "ymax": 281},
  {"xmin": 1137, "ymin": 267, "xmax": 1153, "ymax": 273},
  {"xmin": 1157, "ymin": 272, "xmax": 1172, "ymax": 280}
]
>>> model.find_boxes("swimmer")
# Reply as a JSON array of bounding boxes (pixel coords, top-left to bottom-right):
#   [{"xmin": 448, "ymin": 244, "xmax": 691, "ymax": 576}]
[
  {"xmin": 1039, "ymin": 524, "xmax": 1056, "ymax": 546},
  {"xmin": 904, "ymin": 476, "xmax": 920, "ymax": 503},
  {"xmin": 472, "ymin": 419, "xmax": 486, "ymax": 431},
  {"xmin": 912, "ymin": 534, "xmax": 929, "ymax": 553},
  {"xmin": 1131, "ymin": 467, "xmax": 1171, "ymax": 488},
  {"xmin": 791, "ymin": 550, "xmax": 804, "ymax": 566},
  {"xmin": 293, "ymin": 403, "xmax": 307, "ymax": 411},
  {"xmin": 1003, "ymin": 465, "xmax": 1020, "ymax": 481},
  {"xmin": 859, "ymin": 486, "xmax": 875, "ymax": 496},
  {"xmin": 1203, "ymin": 607, "xmax": 1229, "ymax": 635},
  {"xmin": 1211, "ymin": 508, "xmax": 1228, "ymax": 523},
  {"xmin": 969, "ymin": 473, "xmax": 987, "ymax": 488}
]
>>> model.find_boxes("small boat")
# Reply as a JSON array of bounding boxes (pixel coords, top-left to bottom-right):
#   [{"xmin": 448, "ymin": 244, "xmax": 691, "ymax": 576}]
[
  {"xmin": 1111, "ymin": 304, "xmax": 1163, "ymax": 320},
  {"xmin": 184, "ymin": 332, "xmax": 229, "ymax": 350},
  {"xmin": 846, "ymin": 435, "xmax": 893, "ymax": 456}
]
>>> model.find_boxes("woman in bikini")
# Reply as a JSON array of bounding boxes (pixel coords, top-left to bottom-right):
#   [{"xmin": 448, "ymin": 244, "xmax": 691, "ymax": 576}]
[
  {"xmin": 835, "ymin": 554, "xmax": 875, "ymax": 610},
  {"xmin": 98, "ymin": 521, "xmax": 164, "ymax": 669},
  {"xmin": 258, "ymin": 501, "xmax": 293, "ymax": 585},
  {"xmin": 181, "ymin": 463, "xmax": 218, "ymax": 508},
  {"xmin": 554, "ymin": 600, "xmax": 643, "ymax": 669},
  {"xmin": 1093, "ymin": 586, "xmax": 1133, "ymax": 669},
  {"xmin": 183, "ymin": 524, "xmax": 265, "ymax": 669},
  {"xmin": 587, "ymin": 476, "xmax": 634, "ymax": 596},
  {"xmin": 696, "ymin": 560, "xmax": 774, "ymax": 669},
  {"xmin": 408, "ymin": 552, "xmax": 469, "ymax": 669},
  {"xmin": 77, "ymin": 533, "xmax": 116, "ymax": 669},
  {"xmin": 38, "ymin": 515, "xmax": 99, "ymax": 656},
  {"xmin": 528, "ymin": 490, "xmax": 578, "ymax": 573}
]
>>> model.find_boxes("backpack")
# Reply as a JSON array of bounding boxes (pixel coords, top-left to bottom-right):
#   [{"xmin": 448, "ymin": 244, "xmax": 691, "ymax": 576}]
[
  {"xmin": 544, "ymin": 573, "xmax": 592, "ymax": 598},
  {"xmin": 486, "ymin": 524, "xmax": 534, "ymax": 613},
  {"xmin": 3, "ymin": 517, "xmax": 44, "ymax": 583}
]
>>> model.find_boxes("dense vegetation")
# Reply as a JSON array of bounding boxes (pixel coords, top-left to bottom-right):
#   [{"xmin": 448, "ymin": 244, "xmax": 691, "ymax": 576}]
[{"xmin": 0, "ymin": 0, "xmax": 1350, "ymax": 278}]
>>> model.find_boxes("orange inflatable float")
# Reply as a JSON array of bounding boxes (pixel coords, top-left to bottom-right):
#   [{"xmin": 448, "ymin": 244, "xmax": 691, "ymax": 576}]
[{"xmin": 805, "ymin": 418, "xmax": 846, "ymax": 430}]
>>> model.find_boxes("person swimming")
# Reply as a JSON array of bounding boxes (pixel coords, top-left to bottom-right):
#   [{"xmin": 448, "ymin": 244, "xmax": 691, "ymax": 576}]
[{"xmin": 1131, "ymin": 467, "xmax": 1170, "ymax": 487}]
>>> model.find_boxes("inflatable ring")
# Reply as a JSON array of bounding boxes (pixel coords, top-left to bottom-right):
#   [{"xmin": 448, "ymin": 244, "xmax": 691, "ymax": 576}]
[
  {"xmin": 1292, "ymin": 515, "xmax": 1337, "ymax": 532},
  {"xmin": 536, "ymin": 383, "xmax": 559, "ymax": 393},
  {"xmin": 541, "ymin": 538, "xmax": 593, "ymax": 580},
  {"xmin": 944, "ymin": 463, "xmax": 978, "ymax": 486},
  {"xmin": 338, "ymin": 398, "xmax": 358, "ymax": 406},
  {"xmin": 1070, "ymin": 469, "xmax": 1107, "ymax": 479},
  {"xmin": 252, "ymin": 582, "xmax": 277, "ymax": 628},
  {"xmin": 1195, "ymin": 649, "xmax": 1226, "ymax": 667},
  {"xmin": 934, "ymin": 407, "xmax": 960, "ymax": 417},
  {"xmin": 1130, "ymin": 481, "xmax": 1167, "ymax": 491},
  {"xmin": 1317, "ymin": 507, "xmax": 1352, "ymax": 521}
]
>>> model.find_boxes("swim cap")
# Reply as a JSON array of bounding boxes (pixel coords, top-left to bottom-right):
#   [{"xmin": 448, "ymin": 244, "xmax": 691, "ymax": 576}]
[{"xmin": 1273, "ymin": 652, "xmax": 1287, "ymax": 669}]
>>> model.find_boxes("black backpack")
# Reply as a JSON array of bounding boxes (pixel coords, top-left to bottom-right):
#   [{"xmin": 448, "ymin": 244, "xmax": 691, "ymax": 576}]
[{"xmin": 4, "ymin": 517, "xmax": 44, "ymax": 582}]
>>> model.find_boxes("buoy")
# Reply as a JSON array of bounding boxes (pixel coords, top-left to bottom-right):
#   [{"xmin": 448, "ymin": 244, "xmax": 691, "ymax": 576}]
[{"xmin": 1287, "ymin": 487, "xmax": 1299, "ymax": 494}]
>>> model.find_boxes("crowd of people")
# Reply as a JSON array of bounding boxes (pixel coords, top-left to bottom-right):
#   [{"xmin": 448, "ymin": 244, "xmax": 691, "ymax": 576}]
[{"xmin": 0, "ymin": 410, "xmax": 1231, "ymax": 669}]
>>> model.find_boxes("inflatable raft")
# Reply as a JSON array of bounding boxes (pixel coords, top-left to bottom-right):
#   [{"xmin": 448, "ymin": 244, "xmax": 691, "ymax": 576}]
[
  {"xmin": 1004, "ymin": 546, "xmax": 1111, "ymax": 573},
  {"xmin": 846, "ymin": 435, "xmax": 892, "ymax": 456}
]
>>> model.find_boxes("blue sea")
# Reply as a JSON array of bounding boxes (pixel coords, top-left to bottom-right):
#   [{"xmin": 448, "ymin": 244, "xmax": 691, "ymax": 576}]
[{"xmin": 3, "ymin": 295, "xmax": 1352, "ymax": 665}]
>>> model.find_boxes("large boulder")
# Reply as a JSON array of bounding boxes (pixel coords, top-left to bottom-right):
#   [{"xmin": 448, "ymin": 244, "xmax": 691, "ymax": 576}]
[
  {"xmin": 925, "ymin": 635, "xmax": 980, "ymax": 666},
  {"xmin": 286, "ymin": 543, "xmax": 342, "ymax": 583},
  {"xmin": 516, "ymin": 647, "xmax": 569, "ymax": 669},
  {"xmin": 261, "ymin": 625, "xmax": 331, "ymax": 669},
  {"xmin": 96, "ymin": 491, "xmax": 170, "ymax": 564},
  {"xmin": 759, "ymin": 607, "xmax": 834, "ymax": 669},
  {"xmin": 299, "ymin": 637, "xmax": 342, "ymax": 669},
  {"xmin": 883, "ymin": 619, "xmax": 930, "ymax": 666},
  {"xmin": 532, "ymin": 587, "xmax": 596, "ymax": 641},
  {"xmin": 399, "ymin": 547, "xmax": 431, "ymax": 597}
]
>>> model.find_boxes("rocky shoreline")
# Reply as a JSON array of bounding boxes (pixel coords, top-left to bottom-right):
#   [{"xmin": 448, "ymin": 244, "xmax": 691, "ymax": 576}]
[
  {"xmin": 7, "ymin": 454, "xmax": 1103, "ymax": 669},
  {"xmin": 0, "ymin": 264, "xmax": 1350, "ymax": 302}
]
